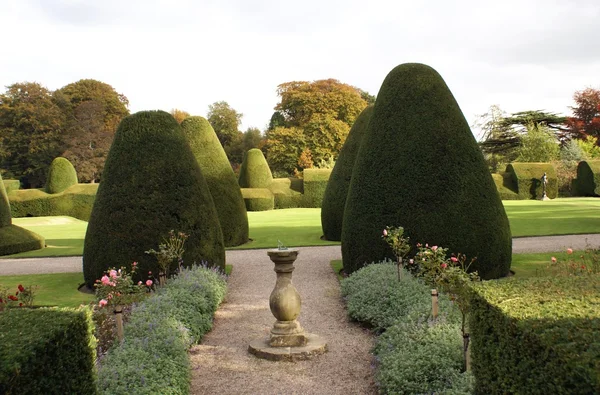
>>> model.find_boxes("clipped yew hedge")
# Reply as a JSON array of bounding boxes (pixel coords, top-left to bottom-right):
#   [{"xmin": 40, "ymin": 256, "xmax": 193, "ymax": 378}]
[
  {"xmin": 302, "ymin": 168, "xmax": 332, "ymax": 208},
  {"xmin": 1, "ymin": 179, "xmax": 20, "ymax": 194},
  {"xmin": 469, "ymin": 276, "xmax": 600, "ymax": 394},
  {"xmin": 321, "ymin": 105, "xmax": 373, "ymax": 240},
  {"xmin": 238, "ymin": 149, "xmax": 273, "ymax": 188},
  {"xmin": 506, "ymin": 162, "xmax": 557, "ymax": 199},
  {"xmin": 574, "ymin": 160, "xmax": 600, "ymax": 196},
  {"xmin": 181, "ymin": 116, "xmax": 249, "ymax": 247},
  {"xmin": 83, "ymin": 110, "xmax": 225, "ymax": 288},
  {"xmin": 342, "ymin": 63, "xmax": 512, "ymax": 279},
  {"xmin": 240, "ymin": 188, "xmax": 274, "ymax": 211},
  {"xmin": 270, "ymin": 177, "xmax": 304, "ymax": 209},
  {"xmin": 45, "ymin": 157, "xmax": 78, "ymax": 194}
]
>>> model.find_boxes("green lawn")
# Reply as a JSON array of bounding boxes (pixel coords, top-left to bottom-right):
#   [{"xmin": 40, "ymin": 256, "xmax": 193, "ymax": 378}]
[{"xmin": 4, "ymin": 198, "xmax": 600, "ymax": 260}]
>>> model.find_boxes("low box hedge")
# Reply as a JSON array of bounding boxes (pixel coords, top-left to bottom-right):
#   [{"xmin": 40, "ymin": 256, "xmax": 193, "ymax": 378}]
[
  {"xmin": 8, "ymin": 184, "xmax": 98, "ymax": 221},
  {"xmin": 0, "ymin": 225, "xmax": 45, "ymax": 256},
  {"xmin": 240, "ymin": 188, "xmax": 274, "ymax": 211},
  {"xmin": 469, "ymin": 276, "xmax": 600, "ymax": 394},
  {"xmin": 0, "ymin": 307, "xmax": 97, "ymax": 394}
]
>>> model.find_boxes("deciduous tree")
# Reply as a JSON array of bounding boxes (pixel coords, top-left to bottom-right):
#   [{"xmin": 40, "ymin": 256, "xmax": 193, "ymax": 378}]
[{"xmin": 567, "ymin": 87, "xmax": 600, "ymax": 141}]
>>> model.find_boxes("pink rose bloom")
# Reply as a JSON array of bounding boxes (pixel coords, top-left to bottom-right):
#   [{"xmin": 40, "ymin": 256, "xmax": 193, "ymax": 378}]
[
  {"xmin": 567, "ymin": 248, "xmax": 573, "ymax": 255},
  {"xmin": 425, "ymin": 243, "xmax": 429, "ymax": 247},
  {"xmin": 109, "ymin": 270, "xmax": 118, "ymax": 278},
  {"xmin": 101, "ymin": 275, "xmax": 111, "ymax": 285},
  {"xmin": 551, "ymin": 257, "xmax": 557, "ymax": 263},
  {"xmin": 138, "ymin": 281, "xmax": 143, "ymax": 285},
  {"xmin": 409, "ymin": 259, "xmax": 414, "ymax": 264},
  {"xmin": 450, "ymin": 257, "xmax": 458, "ymax": 262},
  {"xmin": 99, "ymin": 299, "xmax": 108, "ymax": 307},
  {"xmin": 431, "ymin": 246, "xmax": 438, "ymax": 251},
  {"xmin": 146, "ymin": 279, "xmax": 153, "ymax": 287},
  {"xmin": 383, "ymin": 229, "xmax": 388, "ymax": 237},
  {"xmin": 441, "ymin": 263, "xmax": 448, "ymax": 269},
  {"xmin": 132, "ymin": 262, "xmax": 138, "ymax": 266}
]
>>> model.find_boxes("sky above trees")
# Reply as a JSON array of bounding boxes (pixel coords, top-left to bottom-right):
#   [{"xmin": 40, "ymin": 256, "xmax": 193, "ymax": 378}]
[{"xmin": 0, "ymin": 0, "xmax": 598, "ymax": 137}]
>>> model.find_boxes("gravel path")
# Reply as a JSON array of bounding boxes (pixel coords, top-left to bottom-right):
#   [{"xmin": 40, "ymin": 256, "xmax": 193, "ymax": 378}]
[{"xmin": 189, "ymin": 246, "xmax": 377, "ymax": 395}]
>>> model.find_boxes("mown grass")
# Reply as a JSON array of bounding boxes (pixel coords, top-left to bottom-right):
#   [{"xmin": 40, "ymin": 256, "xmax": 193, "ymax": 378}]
[{"xmin": 5, "ymin": 198, "xmax": 600, "ymax": 259}]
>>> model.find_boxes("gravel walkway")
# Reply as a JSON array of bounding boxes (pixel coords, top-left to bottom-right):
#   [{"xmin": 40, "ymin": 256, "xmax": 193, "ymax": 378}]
[{"xmin": 189, "ymin": 246, "xmax": 377, "ymax": 395}]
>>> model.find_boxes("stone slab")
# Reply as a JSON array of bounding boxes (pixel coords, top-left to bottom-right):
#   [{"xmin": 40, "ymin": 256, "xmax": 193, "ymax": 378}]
[{"xmin": 248, "ymin": 333, "xmax": 327, "ymax": 362}]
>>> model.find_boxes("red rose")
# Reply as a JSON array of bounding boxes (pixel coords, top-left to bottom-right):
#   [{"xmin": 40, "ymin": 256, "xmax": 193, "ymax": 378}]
[
  {"xmin": 18, "ymin": 284, "xmax": 25, "ymax": 293},
  {"xmin": 19, "ymin": 303, "xmax": 23, "ymax": 307},
  {"xmin": 8, "ymin": 295, "xmax": 18, "ymax": 301}
]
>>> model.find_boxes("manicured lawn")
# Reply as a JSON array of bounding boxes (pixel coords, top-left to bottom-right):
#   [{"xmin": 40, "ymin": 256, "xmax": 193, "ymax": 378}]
[
  {"xmin": 0, "ymin": 272, "xmax": 94, "ymax": 308},
  {"xmin": 4, "ymin": 198, "xmax": 600, "ymax": 259}
]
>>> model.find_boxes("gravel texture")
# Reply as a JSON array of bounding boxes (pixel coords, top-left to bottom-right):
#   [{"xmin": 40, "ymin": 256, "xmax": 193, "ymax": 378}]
[{"xmin": 189, "ymin": 246, "xmax": 377, "ymax": 395}]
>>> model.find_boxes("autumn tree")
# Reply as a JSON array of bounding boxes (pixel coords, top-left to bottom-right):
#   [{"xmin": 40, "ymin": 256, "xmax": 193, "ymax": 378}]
[
  {"xmin": 171, "ymin": 108, "xmax": 190, "ymax": 124},
  {"xmin": 266, "ymin": 79, "xmax": 369, "ymax": 174},
  {"xmin": 567, "ymin": 87, "xmax": 600, "ymax": 141},
  {"xmin": 55, "ymin": 79, "xmax": 129, "ymax": 182},
  {"xmin": 207, "ymin": 101, "xmax": 243, "ymax": 147},
  {"xmin": 0, "ymin": 82, "xmax": 66, "ymax": 187}
]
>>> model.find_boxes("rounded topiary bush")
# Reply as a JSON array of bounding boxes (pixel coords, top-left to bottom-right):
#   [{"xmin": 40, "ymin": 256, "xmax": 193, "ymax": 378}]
[
  {"xmin": 321, "ymin": 105, "xmax": 373, "ymax": 241},
  {"xmin": 238, "ymin": 149, "xmax": 273, "ymax": 188},
  {"xmin": 342, "ymin": 63, "xmax": 512, "ymax": 279},
  {"xmin": 45, "ymin": 157, "xmax": 78, "ymax": 194},
  {"xmin": 82, "ymin": 110, "xmax": 225, "ymax": 288},
  {"xmin": 0, "ymin": 173, "xmax": 11, "ymax": 228},
  {"xmin": 181, "ymin": 116, "xmax": 249, "ymax": 247}
]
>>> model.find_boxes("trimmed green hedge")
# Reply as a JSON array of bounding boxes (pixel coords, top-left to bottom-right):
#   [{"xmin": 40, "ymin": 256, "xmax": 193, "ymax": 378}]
[
  {"xmin": 8, "ymin": 184, "xmax": 98, "ymax": 221},
  {"xmin": 574, "ymin": 160, "xmax": 600, "ymax": 196},
  {"xmin": 506, "ymin": 162, "xmax": 557, "ymax": 199},
  {"xmin": 0, "ymin": 174, "xmax": 11, "ymax": 228},
  {"xmin": 1, "ymin": 180, "xmax": 20, "ymax": 194},
  {"xmin": 238, "ymin": 149, "xmax": 273, "ymax": 188},
  {"xmin": 83, "ymin": 110, "xmax": 225, "ymax": 289},
  {"xmin": 98, "ymin": 265, "xmax": 227, "ymax": 394},
  {"xmin": 181, "ymin": 116, "xmax": 249, "ymax": 247},
  {"xmin": 45, "ymin": 157, "xmax": 78, "ymax": 194},
  {"xmin": 491, "ymin": 172, "xmax": 519, "ymax": 200},
  {"xmin": 469, "ymin": 276, "xmax": 600, "ymax": 394},
  {"xmin": 270, "ymin": 177, "xmax": 304, "ymax": 209},
  {"xmin": 342, "ymin": 63, "xmax": 512, "ymax": 279},
  {"xmin": 240, "ymin": 188, "xmax": 274, "ymax": 211},
  {"xmin": 0, "ymin": 225, "xmax": 45, "ymax": 256},
  {"xmin": 302, "ymin": 168, "xmax": 332, "ymax": 208},
  {"xmin": 321, "ymin": 106, "xmax": 373, "ymax": 241},
  {"xmin": 0, "ymin": 307, "xmax": 97, "ymax": 394}
]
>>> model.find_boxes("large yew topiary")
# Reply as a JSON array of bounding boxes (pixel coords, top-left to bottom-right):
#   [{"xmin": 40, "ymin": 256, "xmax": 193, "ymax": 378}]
[
  {"xmin": 342, "ymin": 63, "xmax": 511, "ymax": 280},
  {"xmin": 238, "ymin": 149, "xmax": 273, "ymax": 188},
  {"xmin": 181, "ymin": 116, "xmax": 249, "ymax": 247},
  {"xmin": 83, "ymin": 111, "xmax": 225, "ymax": 288},
  {"xmin": 45, "ymin": 157, "xmax": 78, "ymax": 194},
  {"xmin": 0, "ymin": 173, "xmax": 45, "ymax": 255},
  {"xmin": 321, "ymin": 106, "xmax": 373, "ymax": 241}
]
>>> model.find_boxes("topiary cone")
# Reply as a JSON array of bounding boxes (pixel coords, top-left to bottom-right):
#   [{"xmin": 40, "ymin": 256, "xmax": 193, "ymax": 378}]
[
  {"xmin": 342, "ymin": 63, "xmax": 511, "ymax": 279},
  {"xmin": 45, "ymin": 157, "xmax": 78, "ymax": 194},
  {"xmin": 321, "ymin": 105, "xmax": 373, "ymax": 241},
  {"xmin": 238, "ymin": 149, "xmax": 273, "ymax": 188},
  {"xmin": 82, "ymin": 110, "xmax": 225, "ymax": 288},
  {"xmin": 181, "ymin": 116, "xmax": 249, "ymax": 247}
]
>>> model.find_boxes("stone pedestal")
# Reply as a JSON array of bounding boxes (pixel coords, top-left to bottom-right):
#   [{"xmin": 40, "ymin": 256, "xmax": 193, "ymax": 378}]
[{"xmin": 248, "ymin": 248, "xmax": 327, "ymax": 361}]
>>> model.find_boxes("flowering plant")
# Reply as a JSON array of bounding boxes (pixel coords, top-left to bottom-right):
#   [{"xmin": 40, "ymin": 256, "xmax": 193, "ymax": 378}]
[
  {"xmin": 0, "ymin": 284, "xmax": 37, "ymax": 310},
  {"xmin": 548, "ymin": 246, "xmax": 600, "ymax": 276},
  {"xmin": 145, "ymin": 230, "xmax": 189, "ymax": 277},
  {"xmin": 95, "ymin": 263, "xmax": 153, "ymax": 308},
  {"xmin": 382, "ymin": 226, "xmax": 411, "ymax": 280}
]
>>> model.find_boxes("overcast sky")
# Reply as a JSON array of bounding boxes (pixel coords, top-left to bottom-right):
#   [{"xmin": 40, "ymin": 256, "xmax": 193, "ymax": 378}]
[{"xmin": 1, "ymin": 0, "xmax": 598, "ymax": 139}]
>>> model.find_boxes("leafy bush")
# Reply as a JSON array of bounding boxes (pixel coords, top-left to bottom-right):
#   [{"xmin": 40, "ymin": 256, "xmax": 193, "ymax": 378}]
[
  {"xmin": 321, "ymin": 106, "xmax": 373, "ymax": 241},
  {"xmin": 342, "ymin": 63, "xmax": 511, "ymax": 279},
  {"xmin": 45, "ymin": 157, "xmax": 78, "ymax": 194},
  {"xmin": 469, "ymin": 276, "xmax": 600, "ymax": 394},
  {"xmin": 83, "ymin": 110, "xmax": 225, "ymax": 288},
  {"xmin": 340, "ymin": 262, "xmax": 457, "ymax": 331},
  {"xmin": 240, "ymin": 188, "xmax": 274, "ymax": 211},
  {"xmin": 375, "ymin": 319, "xmax": 474, "ymax": 395},
  {"xmin": 0, "ymin": 307, "xmax": 97, "ymax": 394},
  {"xmin": 181, "ymin": 116, "xmax": 249, "ymax": 247},
  {"xmin": 97, "ymin": 265, "xmax": 227, "ymax": 394},
  {"xmin": 238, "ymin": 148, "xmax": 273, "ymax": 188}
]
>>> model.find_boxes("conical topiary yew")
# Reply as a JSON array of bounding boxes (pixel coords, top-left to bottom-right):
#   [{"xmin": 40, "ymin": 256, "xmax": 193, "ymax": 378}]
[
  {"xmin": 321, "ymin": 105, "xmax": 373, "ymax": 241},
  {"xmin": 238, "ymin": 149, "xmax": 273, "ymax": 188},
  {"xmin": 342, "ymin": 63, "xmax": 512, "ymax": 279},
  {"xmin": 82, "ymin": 110, "xmax": 225, "ymax": 288},
  {"xmin": 181, "ymin": 116, "xmax": 249, "ymax": 247}
]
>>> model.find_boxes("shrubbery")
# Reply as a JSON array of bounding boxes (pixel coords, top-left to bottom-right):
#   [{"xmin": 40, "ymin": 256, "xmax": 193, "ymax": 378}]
[
  {"xmin": 238, "ymin": 149, "xmax": 273, "ymax": 188},
  {"xmin": 97, "ymin": 264, "xmax": 227, "ymax": 394},
  {"xmin": 45, "ymin": 157, "xmax": 78, "ymax": 194},
  {"xmin": 506, "ymin": 162, "xmax": 557, "ymax": 199},
  {"xmin": 574, "ymin": 160, "xmax": 600, "ymax": 196},
  {"xmin": 240, "ymin": 188, "xmax": 274, "ymax": 211}
]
